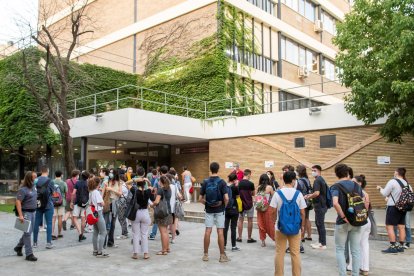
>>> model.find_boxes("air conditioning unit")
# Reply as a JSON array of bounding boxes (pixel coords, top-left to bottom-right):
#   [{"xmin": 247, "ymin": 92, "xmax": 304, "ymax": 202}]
[
  {"xmin": 314, "ymin": 20, "xmax": 323, "ymax": 32},
  {"xmin": 298, "ymin": 65, "xmax": 309, "ymax": 78}
]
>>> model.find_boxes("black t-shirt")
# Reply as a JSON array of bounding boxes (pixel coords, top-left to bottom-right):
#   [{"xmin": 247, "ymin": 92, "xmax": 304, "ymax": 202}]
[
  {"xmin": 130, "ymin": 186, "xmax": 155, "ymax": 209},
  {"xmin": 200, "ymin": 176, "xmax": 228, "ymax": 214},
  {"xmin": 313, "ymin": 176, "xmax": 327, "ymax": 208},
  {"xmin": 157, "ymin": 188, "xmax": 172, "ymax": 214},
  {"xmin": 330, "ymin": 180, "xmax": 363, "ymax": 225},
  {"xmin": 74, "ymin": 180, "xmax": 88, "ymax": 206},
  {"xmin": 238, "ymin": 179, "xmax": 255, "ymax": 210}
]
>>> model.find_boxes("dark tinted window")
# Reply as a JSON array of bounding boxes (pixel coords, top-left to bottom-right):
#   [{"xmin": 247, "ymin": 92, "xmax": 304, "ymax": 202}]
[
  {"xmin": 320, "ymin": 135, "xmax": 336, "ymax": 148},
  {"xmin": 295, "ymin": 137, "xmax": 305, "ymax": 148}
]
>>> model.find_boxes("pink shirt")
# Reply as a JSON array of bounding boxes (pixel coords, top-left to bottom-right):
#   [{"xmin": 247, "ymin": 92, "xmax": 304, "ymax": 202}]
[{"xmin": 66, "ymin": 177, "xmax": 77, "ymax": 203}]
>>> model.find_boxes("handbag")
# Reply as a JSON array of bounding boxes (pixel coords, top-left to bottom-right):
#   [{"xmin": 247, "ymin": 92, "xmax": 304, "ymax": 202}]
[
  {"xmin": 189, "ymin": 186, "xmax": 194, "ymax": 194},
  {"xmin": 154, "ymin": 190, "xmax": 169, "ymax": 219},
  {"xmin": 102, "ymin": 190, "xmax": 111, "ymax": 213},
  {"xmin": 191, "ymin": 176, "xmax": 196, "ymax": 183},
  {"xmin": 174, "ymin": 187, "xmax": 185, "ymax": 219},
  {"xmin": 85, "ymin": 204, "xmax": 99, "ymax": 225},
  {"xmin": 126, "ymin": 189, "xmax": 140, "ymax": 221}
]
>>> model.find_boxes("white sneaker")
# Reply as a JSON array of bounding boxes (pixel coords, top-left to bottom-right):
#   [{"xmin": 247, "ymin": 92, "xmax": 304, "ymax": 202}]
[
  {"xmin": 39, "ymin": 227, "xmax": 46, "ymax": 232},
  {"xmin": 116, "ymin": 235, "xmax": 128, "ymax": 240},
  {"xmin": 45, "ymin": 243, "xmax": 55, "ymax": 249},
  {"xmin": 184, "ymin": 201, "xmax": 191, "ymax": 204},
  {"xmin": 311, "ymin": 244, "xmax": 327, "ymax": 250},
  {"xmin": 310, "ymin": 243, "xmax": 321, "ymax": 248}
]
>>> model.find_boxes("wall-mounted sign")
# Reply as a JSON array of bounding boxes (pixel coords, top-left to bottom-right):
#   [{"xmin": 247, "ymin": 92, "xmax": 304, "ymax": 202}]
[
  {"xmin": 225, "ymin": 162, "xmax": 234, "ymax": 169},
  {"xmin": 265, "ymin": 160, "xmax": 274, "ymax": 168},
  {"xmin": 176, "ymin": 148, "xmax": 180, "ymax": 155},
  {"xmin": 377, "ymin": 156, "xmax": 390, "ymax": 165},
  {"xmin": 180, "ymin": 146, "xmax": 209, "ymax": 154}
]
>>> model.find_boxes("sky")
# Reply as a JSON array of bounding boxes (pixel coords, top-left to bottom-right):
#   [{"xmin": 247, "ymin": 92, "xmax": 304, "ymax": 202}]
[{"xmin": 0, "ymin": 0, "xmax": 38, "ymax": 44}]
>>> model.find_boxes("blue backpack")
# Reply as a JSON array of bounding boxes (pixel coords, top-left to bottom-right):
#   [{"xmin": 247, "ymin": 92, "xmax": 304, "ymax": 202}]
[
  {"xmin": 205, "ymin": 177, "xmax": 223, "ymax": 207},
  {"xmin": 325, "ymin": 183, "xmax": 333, "ymax": 209},
  {"xmin": 277, "ymin": 190, "xmax": 301, "ymax": 236},
  {"xmin": 225, "ymin": 185, "xmax": 237, "ymax": 214}
]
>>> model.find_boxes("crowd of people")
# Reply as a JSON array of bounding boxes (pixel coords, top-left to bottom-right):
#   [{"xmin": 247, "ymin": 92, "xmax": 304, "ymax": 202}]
[{"xmin": 12, "ymin": 161, "xmax": 412, "ymax": 276}]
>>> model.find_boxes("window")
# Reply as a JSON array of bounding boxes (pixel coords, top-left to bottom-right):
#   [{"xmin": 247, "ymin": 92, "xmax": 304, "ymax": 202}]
[
  {"xmin": 283, "ymin": 0, "xmax": 316, "ymax": 22},
  {"xmin": 246, "ymin": 0, "xmax": 275, "ymax": 15},
  {"xmin": 320, "ymin": 135, "xmax": 336, "ymax": 148},
  {"xmin": 278, "ymin": 91, "xmax": 323, "ymax": 111},
  {"xmin": 322, "ymin": 11, "xmax": 336, "ymax": 35},
  {"xmin": 295, "ymin": 137, "xmax": 305, "ymax": 148},
  {"xmin": 323, "ymin": 58, "xmax": 336, "ymax": 80},
  {"xmin": 281, "ymin": 37, "xmax": 316, "ymax": 69}
]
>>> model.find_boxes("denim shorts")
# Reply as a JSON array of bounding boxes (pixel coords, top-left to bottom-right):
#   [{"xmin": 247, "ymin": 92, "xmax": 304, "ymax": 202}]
[{"xmin": 205, "ymin": 212, "xmax": 225, "ymax": 229}]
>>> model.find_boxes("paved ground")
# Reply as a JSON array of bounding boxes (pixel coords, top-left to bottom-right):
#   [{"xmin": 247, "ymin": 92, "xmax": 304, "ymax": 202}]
[{"xmin": 1, "ymin": 212, "xmax": 414, "ymax": 276}]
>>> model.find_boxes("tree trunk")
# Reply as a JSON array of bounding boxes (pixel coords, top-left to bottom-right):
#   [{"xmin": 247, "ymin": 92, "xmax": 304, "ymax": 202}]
[{"xmin": 61, "ymin": 129, "xmax": 75, "ymax": 177}]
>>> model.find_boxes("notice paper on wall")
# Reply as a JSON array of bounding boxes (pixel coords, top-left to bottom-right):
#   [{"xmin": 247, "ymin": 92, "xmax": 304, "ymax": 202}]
[
  {"xmin": 377, "ymin": 156, "xmax": 391, "ymax": 165},
  {"xmin": 225, "ymin": 162, "xmax": 234, "ymax": 169},
  {"xmin": 265, "ymin": 160, "xmax": 274, "ymax": 168}
]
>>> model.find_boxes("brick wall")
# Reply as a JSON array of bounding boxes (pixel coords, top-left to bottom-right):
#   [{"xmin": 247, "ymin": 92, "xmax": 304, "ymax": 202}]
[{"xmin": 209, "ymin": 125, "xmax": 414, "ymax": 207}]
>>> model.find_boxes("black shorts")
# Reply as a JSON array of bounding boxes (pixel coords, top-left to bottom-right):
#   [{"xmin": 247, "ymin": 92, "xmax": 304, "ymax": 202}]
[{"xmin": 385, "ymin": 206, "xmax": 406, "ymax": 226}]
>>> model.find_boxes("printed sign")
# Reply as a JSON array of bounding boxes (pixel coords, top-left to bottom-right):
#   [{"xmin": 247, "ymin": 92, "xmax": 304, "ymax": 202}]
[
  {"xmin": 377, "ymin": 156, "xmax": 390, "ymax": 165},
  {"xmin": 225, "ymin": 162, "xmax": 234, "ymax": 169},
  {"xmin": 265, "ymin": 160, "xmax": 274, "ymax": 168}
]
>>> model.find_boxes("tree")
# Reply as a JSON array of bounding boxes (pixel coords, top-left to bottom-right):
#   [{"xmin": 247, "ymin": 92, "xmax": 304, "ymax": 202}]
[
  {"xmin": 15, "ymin": 0, "xmax": 94, "ymax": 175},
  {"xmin": 334, "ymin": 0, "xmax": 414, "ymax": 143}
]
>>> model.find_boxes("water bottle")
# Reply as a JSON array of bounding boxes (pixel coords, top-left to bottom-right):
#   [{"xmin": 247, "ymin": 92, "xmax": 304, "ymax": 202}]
[{"xmin": 347, "ymin": 207, "xmax": 354, "ymax": 214}]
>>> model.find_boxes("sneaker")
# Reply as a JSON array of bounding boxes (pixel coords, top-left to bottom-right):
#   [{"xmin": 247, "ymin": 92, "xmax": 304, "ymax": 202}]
[
  {"xmin": 149, "ymin": 235, "xmax": 155, "ymax": 240},
  {"xmin": 396, "ymin": 245, "xmax": 405, "ymax": 253},
  {"xmin": 14, "ymin": 246, "xmax": 23, "ymax": 256},
  {"xmin": 247, "ymin": 238, "xmax": 257, "ymax": 243},
  {"xmin": 84, "ymin": 227, "xmax": 93, "ymax": 233},
  {"xmin": 176, "ymin": 230, "xmax": 180, "ymax": 236},
  {"xmin": 93, "ymin": 251, "xmax": 98, "ymax": 256},
  {"xmin": 382, "ymin": 245, "xmax": 398, "ymax": 254},
  {"xmin": 107, "ymin": 243, "xmax": 118, "ymax": 248},
  {"xmin": 202, "ymin": 254, "xmax": 209, "ymax": 262},
  {"xmin": 70, "ymin": 225, "xmax": 75, "ymax": 230},
  {"xmin": 300, "ymin": 246, "xmax": 305, "ymax": 253},
  {"xmin": 62, "ymin": 221, "xmax": 67, "ymax": 231},
  {"xmin": 39, "ymin": 227, "xmax": 46, "ymax": 232},
  {"xmin": 285, "ymin": 247, "xmax": 291, "ymax": 253},
  {"xmin": 305, "ymin": 237, "xmax": 313, "ymax": 241},
  {"xmin": 311, "ymin": 244, "xmax": 327, "ymax": 250},
  {"xmin": 32, "ymin": 242, "xmax": 38, "ymax": 248},
  {"xmin": 310, "ymin": 242, "xmax": 321, "ymax": 248},
  {"xmin": 52, "ymin": 235, "xmax": 58, "ymax": 240},
  {"xmin": 79, "ymin": 234, "xmax": 84, "ymax": 242},
  {"xmin": 405, "ymin": 243, "xmax": 410, "ymax": 249},
  {"xmin": 96, "ymin": 252, "xmax": 109, "ymax": 258},
  {"xmin": 219, "ymin": 254, "xmax": 230, "ymax": 262},
  {"xmin": 25, "ymin": 254, "xmax": 38, "ymax": 261},
  {"xmin": 231, "ymin": 246, "xmax": 240, "ymax": 252},
  {"xmin": 45, "ymin": 243, "xmax": 55, "ymax": 249},
  {"xmin": 360, "ymin": 270, "xmax": 369, "ymax": 276},
  {"xmin": 116, "ymin": 235, "xmax": 128, "ymax": 240}
]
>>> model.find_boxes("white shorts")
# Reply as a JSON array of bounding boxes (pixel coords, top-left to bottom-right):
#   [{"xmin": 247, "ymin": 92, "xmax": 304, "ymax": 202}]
[
  {"xmin": 53, "ymin": 206, "xmax": 65, "ymax": 216},
  {"xmin": 205, "ymin": 212, "xmax": 225, "ymax": 229},
  {"xmin": 239, "ymin": 206, "xmax": 255, "ymax": 218},
  {"xmin": 72, "ymin": 205, "xmax": 86, "ymax": 217}
]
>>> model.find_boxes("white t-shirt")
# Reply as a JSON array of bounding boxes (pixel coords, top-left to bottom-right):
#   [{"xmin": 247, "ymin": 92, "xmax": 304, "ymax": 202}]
[
  {"xmin": 121, "ymin": 182, "xmax": 129, "ymax": 198},
  {"xmin": 269, "ymin": 187, "xmax": 307, "ymax": 231},
  {"xmin": 170, "ymin": 184, "xmax": 177, "ymax": 213},
  {"xmin": 381, "ymin": 178, "xmax": 412, "ymax": 206},
  {"xmin": 90, "ymin": 190, "xmax": 104, "ymax": 211}
]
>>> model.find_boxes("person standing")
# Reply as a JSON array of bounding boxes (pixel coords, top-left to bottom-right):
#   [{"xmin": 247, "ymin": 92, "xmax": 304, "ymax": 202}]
[
  {"xmin": 200, "ymin": 162, "xmax": 229, "ymax": 262},
  {"xmin": 116, "ymin": 174, "xmax": 129, "ymax": 240},
  {"xmin": 182, "ymin": 166, "xmax": 193, "ymax": 204},
  {"xmin": 71, "ymin": 170, "xmax": 90, "ymax": 242},
  {"xmin": 330, "ymin": 164, "xmax": 364, "ymax": 276},
  {"xmin": 130, "ymin": 177, "xmax": 155, "ymax": 260},
  {"xmin": 33, "ymin": 166, "xmax": 55, "ymax": 249},
  {"xmin": 63, "ymin": 170, "xmax": 79, "ymax": 231},
  {"xmin": 237, "ymin": 169, "xmax": 256, "ymax": 243},
  {"xmin": 152, "ymin": 175, "xmax": 173, "ymax": 255},
  {"xmin": 296, "ymin": 165, "xmax": 312, "ymax": 243},
  {"xmin": 88, "ymin": 177, "xmax": 109, "ymax": 258},
  {"xmin": 256, "ymin": 173, "xmax": 275, "ymax": 247},
  {"xmin": 305, "ymin": 165, "xmax": 328, "ymax": 250},
  {"xmin": 149, "ymin": 165, "xmax": 168, "ymax": 240},
  {"xmin": 52, "ymin": 170, "xmax": 67, "ymax": 240},
  {"xmin": 377, "ymin": 167, "xmax": 411, "ymax": 253},
  {"xmin": 232, "ymin": 163, "xmax": 244, "ymax": 182},
  {"xmin": 14, "ymin": 171, "xmax": 38, "ymax": 261},
  {"xmin": 106, "ymin": 170, "xmax": 122, "ymax": 247},
  {"xmin": 224, "ymin": 173, "xmax": 240, "ymax": 252},
  {"xmin": 270, "ymin": 171, "xmax": 306, "ymax": 276}
]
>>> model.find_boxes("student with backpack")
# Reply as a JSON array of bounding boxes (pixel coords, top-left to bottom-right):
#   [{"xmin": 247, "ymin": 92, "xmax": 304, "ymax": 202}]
[
  {"xmin": 33, "ymin": 166, "xmax": 55, "ymax": 249},
  {"xmin": 377, "ymin": 167, "xmax": 413, "ymax": 253},
  {"xmin": 199, "ymin": 162, "xmax": 229, "ymax": 263},
  {"xmin": 304, "ymin": 165, "xmax": 330, "ymax": 250},
  {"xmin": 51, "ymin": 170, "xmax": 67, "ymax": 240},
  {"xmin": 270, "ymin": 171, "xmax": 306, "ymax": 276},
  {"xmin": 330, "ymin": 164, "xmax": 367, "ymax": 276},
  {"xmin": 255, "ymin": 173, "xmax": 275, "ymax": 247},
  {"xmin": 63, "ymin": 170, "xmax": 80, "ymax": 231},
  {"xmin": 70, "ymin": 170, "xmax": 90, "ymax": 242},
  {"xmin": 224, "ymin": 173, "xmax": 240, "ymax": 252}
]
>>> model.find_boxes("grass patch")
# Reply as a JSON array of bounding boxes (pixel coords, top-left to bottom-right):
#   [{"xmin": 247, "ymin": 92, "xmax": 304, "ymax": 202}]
[{"xmin": 0, "ymin": 204, "xmax": 15, "ymax": 213}]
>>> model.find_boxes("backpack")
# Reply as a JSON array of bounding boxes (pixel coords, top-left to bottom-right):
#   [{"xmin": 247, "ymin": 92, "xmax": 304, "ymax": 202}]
[
  {"xmin": 36, "ymin": 179, "xmax": 51, "ymax": 209},
  {"xmin": 393, "ymin": 179, "xmax": 414, "ymax": 212},
  {"xmin": 298, "ymin": 178, "xmax": 313, "ymax": 209},
  {"xmin": 325, "ymin": 182, "xmax": 333, "ymax": 209},
  {"xmin": 204, "ymin": 177, "xmax": 223, "ymax": 208},
  {"xmin": 255, "ymin": 191, "xmax": 269, "ymax": 212},
  {"xmin": 225, "ymin": 185, "xmax": 237, "ymax": 215},
  {"xmin": 334, "ymin": 182, "xmax": 368, "ymax": 227},
  {"xmin": 76, "ymin": 181, "xmax": 89, "ymax": 207},
  {"xmin": 52, "ymin": 183, "xmax": 63, "ymax": 207},
  {"xmin": 277, "ymin": 190, "xmax": 302, "ymax": 235}
]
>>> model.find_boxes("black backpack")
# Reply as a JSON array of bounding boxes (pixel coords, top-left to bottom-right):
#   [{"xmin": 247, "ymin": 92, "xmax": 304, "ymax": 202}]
[
  {"xmin": 76, "ymin": 181, "xmax": 89, "ymax": 207},
  {"xmin": 37, "ymin": 179, "xmax": 51, "ymax": 209},
  {"xmin": 225, "ymin": 184, "xmax": 237, "ymax": 215},
  {"xmin": 334, "ymin": 182, "xmax": 368, "ymax": 227}
]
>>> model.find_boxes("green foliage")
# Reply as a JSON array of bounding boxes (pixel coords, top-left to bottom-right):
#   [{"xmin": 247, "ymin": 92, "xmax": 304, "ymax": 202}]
[
  {"xmin": 0, "ymin": 204, "xmax": 15, "ymax": 214},
  {"xmin": 334, "ymin": 0, "xmax": 414, "ymax": 142}
]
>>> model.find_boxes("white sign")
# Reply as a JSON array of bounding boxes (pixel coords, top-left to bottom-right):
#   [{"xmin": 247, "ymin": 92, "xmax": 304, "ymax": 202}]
[
  {"xmin": 377, "ymin": 156, "xmax": 391, "ymax": 165},
  {"xmin": 265, "ymin": 160, "xmax": 274, "ymax": 168},
  {"xmin": 225, "ymin": 162, "xmax": 234, "ymax": 169},
  {"xmin": 175, "ymin": 148, "xmax": 180, "ymax": 155}
]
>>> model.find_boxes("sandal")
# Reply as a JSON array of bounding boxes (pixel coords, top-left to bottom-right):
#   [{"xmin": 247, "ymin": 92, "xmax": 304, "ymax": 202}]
[
  {"xmin": 131, "ymin": 253, "xmax": 139, "ymax": 259},
  {"xmin": 166, "ymin": 249, "xmax": 171, "ymax": 253},
  {"xmin": 156, "ymin": 251, "xmax": 167, "ymax": 255},
  {"xmin": 144, "ymin": 254, "xmax": 150, "ymax": 260}
]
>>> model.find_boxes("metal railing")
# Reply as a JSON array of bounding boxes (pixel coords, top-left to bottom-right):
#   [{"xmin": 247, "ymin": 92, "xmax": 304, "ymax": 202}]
[{"xmin": 61, "ymin": 82, "xmax": 350, "ymax": 120}]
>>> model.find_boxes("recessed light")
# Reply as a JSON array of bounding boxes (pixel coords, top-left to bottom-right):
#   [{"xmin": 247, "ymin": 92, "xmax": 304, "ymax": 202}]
[
  {"xmin": 74, "ymin": 148, "xmax": 78, "ymax": 151},
  {"xmin": 94, "ymin": 146, "xmax": 99, "ymax": 149}
]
